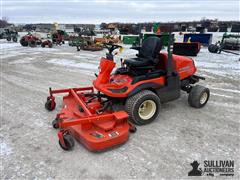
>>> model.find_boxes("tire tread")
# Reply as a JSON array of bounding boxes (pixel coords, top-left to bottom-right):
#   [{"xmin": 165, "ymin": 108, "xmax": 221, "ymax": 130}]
[{"xmin": 125, "ymin": 90, "xmax": 160, "ymax": 125}]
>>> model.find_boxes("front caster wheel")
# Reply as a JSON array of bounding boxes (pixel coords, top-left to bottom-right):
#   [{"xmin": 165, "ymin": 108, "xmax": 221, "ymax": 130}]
[
  {"xmin": 129, "ymin": 124, "xmax": 137, "ymax": 133},
  {"xmin": 52, "ymin": 118, "xmax": 59, "ymax": 129},
  {"xmin": 188, "ymin": 85, "xmax": 210, "ymax": 108},
  {"xmin": 59, "ymin": 133, "xmax": 75, "ymax": 151},
  {"xmin": 45, "ymin": 98, "xmax": 56, "ymax": 111}
]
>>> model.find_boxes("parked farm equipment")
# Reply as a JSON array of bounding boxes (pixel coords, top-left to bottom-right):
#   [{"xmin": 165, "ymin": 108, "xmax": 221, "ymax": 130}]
[
  {"xmin": 20, "ymin": 33, "xmax": 42, "ymax": 47},
  {"xmin": 20, "ymin": 33, "xmax": 53, "ymax": 48},
  {"xmin": 95, "ymin": 35, "xmax": 121, "ymax": 44},
  {"xmin": 41, "ymin": 40, "xmax": 53, "ymax": 48},
  {"xmin": 173, "ymin": 42, "xmax": 201, "ymax": 56},
  {"xmin": 183, "ymin": 33, "xmax": 213, "ymax": 46},
  {"xmin": 0, "ymin": 28, "xmax": 18, "ymax": 42},
  {"xmin": 208, "ymin": 33, "xmax": 240, "ymax": 55},
  {"xmin": 81, "ymin": 40, "xmax": 104, "ymax": 51},
  {"xmin": 129, "ymin": 32, "xmax": 173, "ymax": 47},
  {"xmin": 68, "ymin": 35, "xmax": 86, "ymax": 50},
  {"xmin": 51, "ymin": 30, "xmax": 68, "ymax": 45},
  {"xmin": 69, "ymin": 35, "xmax": 103, "ymax": 51}
]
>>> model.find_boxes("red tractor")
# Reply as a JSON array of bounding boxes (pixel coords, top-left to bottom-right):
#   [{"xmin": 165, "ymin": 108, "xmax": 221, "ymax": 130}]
[
  {"xmin": 20, "ymin": 34, "xmax": 42, "ymax": 47},
  {"xmin": 45, "ymin": 36, "xmax": 210, "ymax": 151},
  {"xmin": 52, "ymin": 30, "xmax": 66, "ymax": 45},
  {"xmin": 41, "ymin": 40, "xmax": 53, "ymax": 48}
]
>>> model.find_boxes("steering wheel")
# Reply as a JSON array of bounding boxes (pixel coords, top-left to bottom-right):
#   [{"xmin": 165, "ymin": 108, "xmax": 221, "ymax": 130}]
[{"xmin": 103, "ymin": 43, "xmax": 123, "ymax": 55}]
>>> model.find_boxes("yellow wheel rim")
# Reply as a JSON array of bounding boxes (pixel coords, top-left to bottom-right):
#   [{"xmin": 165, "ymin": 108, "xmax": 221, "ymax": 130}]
[
  {"xmin": 200, "ymin": 92, "xmax": 208, "ymax": 104},
  {"xmin": 138, "ymin": 100, "xmax": 157, "ymax": 120}
]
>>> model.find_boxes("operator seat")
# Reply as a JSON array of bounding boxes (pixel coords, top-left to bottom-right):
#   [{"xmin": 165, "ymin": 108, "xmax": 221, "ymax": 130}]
[{"xmin": 117, "ymin": 36, "xmax": 163, "ymax": 76}]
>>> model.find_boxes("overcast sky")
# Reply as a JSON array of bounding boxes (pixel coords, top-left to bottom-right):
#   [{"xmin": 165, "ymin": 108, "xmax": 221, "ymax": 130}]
[{"xmin": 2, "ymin": 0, "xmax": 239, "ymax": 24}]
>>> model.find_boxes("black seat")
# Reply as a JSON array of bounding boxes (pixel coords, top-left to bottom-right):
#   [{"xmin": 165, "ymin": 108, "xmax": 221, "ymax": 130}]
[{"xmin": 124, "ymin": 36, "xmax": 163, "ymax": 69}]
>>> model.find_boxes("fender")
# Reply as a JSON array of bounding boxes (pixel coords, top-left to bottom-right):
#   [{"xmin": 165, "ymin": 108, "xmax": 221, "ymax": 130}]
[{"xmin": 128, "ymin": 82, "xmax": 162, "ymax": 97}]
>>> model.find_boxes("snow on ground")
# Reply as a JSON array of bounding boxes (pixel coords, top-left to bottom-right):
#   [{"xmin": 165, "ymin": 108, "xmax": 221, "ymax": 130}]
[
  {"xmin": 0, "ymin": 41, "xmax": 21, "ymax": 50},
  {"xmin": 8, "ymin": 57, "xmax": 35, "ymax": 65},
  {"xmin": 0, "ymin": 139, "xmax": 13, "ymax": 156},
  {"xmin": 47, "ymin": 58, "xmax": 98, "ymax": 70},
  {"xmin": 194, "ymin": 48, "xmax": 240, "ymax": 77},
  {"xmin": 1, "ymin": 32, "xmax": 240, "ymax": 179}
]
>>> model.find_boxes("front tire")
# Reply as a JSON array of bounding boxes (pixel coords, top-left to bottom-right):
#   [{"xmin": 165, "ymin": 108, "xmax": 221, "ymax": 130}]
[
  {"xmin": 188, "ymin": 85, "xmax": 210, "ymax": 108},
  {"xmin": 20, "ymin": 38, "xmax": 28, "ymax": 46},
  {"xmin": 45, "ymin": 99, "xmax": 56, "ymax": 111},
  {"xmin": 125, "ymin": 90, "xmax": 160, "ymax": 125}
]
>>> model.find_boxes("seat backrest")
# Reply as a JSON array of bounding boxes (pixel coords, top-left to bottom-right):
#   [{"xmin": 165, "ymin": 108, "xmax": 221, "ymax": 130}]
[{"xmin": 139, "ymin": 36, "xmax": 163, "ymax": 62}]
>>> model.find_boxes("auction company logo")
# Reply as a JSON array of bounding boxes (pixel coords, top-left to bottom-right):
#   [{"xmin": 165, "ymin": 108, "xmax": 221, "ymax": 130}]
[{"xmin": 188, "ymin": 160, "xmax": 234, "ymax": 177}]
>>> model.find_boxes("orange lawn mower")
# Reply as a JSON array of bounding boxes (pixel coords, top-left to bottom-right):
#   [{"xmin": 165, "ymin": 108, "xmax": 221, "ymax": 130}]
[{"xmin": 45, "ymin": 35, "xmax": 210, "ymax": 151}]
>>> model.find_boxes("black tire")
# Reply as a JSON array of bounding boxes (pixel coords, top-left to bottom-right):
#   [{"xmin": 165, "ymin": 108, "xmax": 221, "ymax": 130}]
[
  {"xmin": 41, "ymin": 43, "xmax": 45, "ymax": 48},
  {"xmin": 45, "ymin": 99, "xmax": 56, "ymax": 111},
  {"xmin": 36, "ymin": 40, "xmax": 42, "ymax": 45},
  {"xmin": 12, "ymin": 37, "xmax": 17, "ymax": 42},
  {"xmin": 52, "ymin": 118, "xmax": 59, "ymax": 129},
  {"xmin": 49, "ymin": 43, "xmax": 53, "ymax": 48},
  {"xmin": 20, "ymin": 38, "xmax": 28, "ymax": 46},
  {"xmin": 6, "ymin": 37, "xmax": 11, "ymax": 41},
  {"xmin": 59, "ymin": 134, "xmax": 74, "ymax": 151},
  {"xmin": 188, "ymin": 85, "xmax": 210, "ymax": 108},
  {"xmin": 125, "ymin": 90, "xmax": 160, "ymax": 125},
  {"xmin": 208, "ymin": 44, "xmax": 219, "ymax": 53},
  {"xmin": 129, "ymin": 125, "xmax": 137, "ymax": 133},
  {"xmin": 29, "ymin": 40, "xmax": 36, "ymax": 47}
]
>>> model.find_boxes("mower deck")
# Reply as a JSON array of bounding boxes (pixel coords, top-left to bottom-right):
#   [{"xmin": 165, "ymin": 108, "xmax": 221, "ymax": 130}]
[{"xmin": 46, "ymin": 87, "xmax": 131, "ymax": 151}]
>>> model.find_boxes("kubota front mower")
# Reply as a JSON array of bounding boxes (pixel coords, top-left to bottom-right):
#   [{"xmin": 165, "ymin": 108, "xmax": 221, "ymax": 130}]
[{"xmin": 45, "ymin": 35, "xmax": 210, "ymax": 151}]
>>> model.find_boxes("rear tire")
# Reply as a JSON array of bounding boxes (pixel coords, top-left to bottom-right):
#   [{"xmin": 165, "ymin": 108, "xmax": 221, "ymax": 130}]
[
  {"xmin": 12, "ymin": 37, "xmax": 17, "ymax": 42},
  {"xmin": 188, "ymin": 85, "xmax": 210, "ymax": 108},
  {"xmin": 125, "ymin": 90, "xmax": 160, "ymax": 125}
]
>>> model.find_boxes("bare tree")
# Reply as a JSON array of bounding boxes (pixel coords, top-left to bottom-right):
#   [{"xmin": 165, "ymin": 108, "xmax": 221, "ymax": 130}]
[{"xmin": 0, "ymin": 17, "xmax": 10, "ymax": 28}]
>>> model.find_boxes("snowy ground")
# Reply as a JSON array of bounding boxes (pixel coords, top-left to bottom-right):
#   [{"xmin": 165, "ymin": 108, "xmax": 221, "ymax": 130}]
[{"xmin": 0, "ymin": 33, "xmax": 240, "ymax": 179}]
